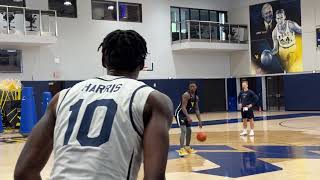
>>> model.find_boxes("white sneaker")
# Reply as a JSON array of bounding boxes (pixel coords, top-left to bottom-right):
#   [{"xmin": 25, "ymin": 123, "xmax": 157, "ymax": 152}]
[
  {"xmin": 240, "ymin": 130, "xmax": 247, "ymax": 136},
  {"xmin": 249, "ymin": 130, "xmax": 254, "ymax": 136}
]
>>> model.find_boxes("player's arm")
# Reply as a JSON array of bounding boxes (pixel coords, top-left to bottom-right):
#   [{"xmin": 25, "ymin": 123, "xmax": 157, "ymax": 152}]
[
  {"xmin": 238, "ymin": 92, "xmax": 242, "ymax": 109},
  {"xmin": 14, "ymin": 93, "xmax": 59, "ymax": 180},
  {"xmin": 289, "ymin": 21, "xmax": 302, "ymax": 34},
  {"xmin": 143, "ymin": 91, "xmax": 173, "ymax": 180},
  {"xmin": 271, "ymin": 29, "xmax": 279, "ymax": 55},
  {"xmin": 195, "ymin": 96, "xmax": 202, "ymax": 128},
  {"xmin": 181, "ymin": 93, "xmax": 191, "ymax": 122},
  {"xmin": 248, "ymin": 91, "xmax": 259, "ymax": 108}
]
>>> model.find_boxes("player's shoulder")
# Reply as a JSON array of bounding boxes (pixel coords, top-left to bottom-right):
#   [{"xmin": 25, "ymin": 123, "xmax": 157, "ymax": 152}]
[
  {"xmin": 182, "ymin": 92, "xmax": 191, "ymax": 98},
  {"xmin": 147, "ymin": 90, "xmax": 173, "ymax": 112},
  {"xmin": 287, "ymin": 20, "xmax": 297, "ymax": 27},
  {"xmin": 117, "ymin": 78, "xmax": 154, "ymax": 90}
]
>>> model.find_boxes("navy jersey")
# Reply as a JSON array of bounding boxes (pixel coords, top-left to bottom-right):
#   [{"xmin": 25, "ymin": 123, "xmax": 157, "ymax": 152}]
[
  {"xmin": 175, "ymin": 92, "xmax": 197, "ymax": 116},
  {"xmin": 238, "ymin": 89, "xmax": 259, "ymax": 106}
]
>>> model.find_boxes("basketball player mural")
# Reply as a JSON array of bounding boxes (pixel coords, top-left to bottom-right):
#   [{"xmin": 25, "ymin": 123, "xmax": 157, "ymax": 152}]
[
  {"xmin": 262, "ymin": 9, "xmax": 302, "ymax": 72},
  {"xmin": 14, "ymin": 30, "xmax": 173, "ymax": 180}
]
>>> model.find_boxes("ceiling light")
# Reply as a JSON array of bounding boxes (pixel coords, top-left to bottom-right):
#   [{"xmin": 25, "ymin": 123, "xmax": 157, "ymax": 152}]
[
  {"xmin": 107, "ymin": 5, "xmax": 114, "ymax": 10},
  {"xmin": 64, "ymin": 0, "xmax": 72, "ymax": 6}
]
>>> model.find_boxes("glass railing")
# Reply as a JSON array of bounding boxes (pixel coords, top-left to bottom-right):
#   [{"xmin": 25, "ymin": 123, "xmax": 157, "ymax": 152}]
[
  {"xmin": 171, "ymin": 20, "xmax": 248, "ymax": 44},
  {"xmin": 0, "ymin": 5, "xmax": 57, "ymax": 36}
]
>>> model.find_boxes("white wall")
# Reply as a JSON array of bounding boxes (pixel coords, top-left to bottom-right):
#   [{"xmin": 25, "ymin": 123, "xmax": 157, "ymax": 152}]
[
  {"xmin": 0, "ymin": 0, "xmax": 233, "ymax": 80},
  {"xmin": 173, "ymin": 51, "xmax": 230, "ymax": 78},
  {"xmin": 229, "ymin": 0, "xmax": 320, "ymax": 76}
]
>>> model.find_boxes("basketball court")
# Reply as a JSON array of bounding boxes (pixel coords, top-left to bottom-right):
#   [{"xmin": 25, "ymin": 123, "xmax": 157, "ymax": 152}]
[{"xmin": 1, "ymin": 112, "xmax": 320, "ymax": 179}]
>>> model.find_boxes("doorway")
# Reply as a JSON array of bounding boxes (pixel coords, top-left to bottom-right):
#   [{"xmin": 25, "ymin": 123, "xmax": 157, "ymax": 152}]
[{"xmin": 266, "ymin": 76, "xmax": 285, "ymax": 111}]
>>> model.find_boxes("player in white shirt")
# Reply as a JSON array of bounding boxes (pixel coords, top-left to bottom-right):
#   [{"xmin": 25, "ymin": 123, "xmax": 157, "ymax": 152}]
[{"xmin": 14, "ymin": 30, "xmax": 173, "ymax": 180}]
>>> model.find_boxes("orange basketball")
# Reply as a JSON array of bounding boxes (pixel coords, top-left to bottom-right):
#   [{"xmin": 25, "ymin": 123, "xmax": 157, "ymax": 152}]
[{"xmin": 196, "ymin": 132, "xmax": 207, "ymax": 142}]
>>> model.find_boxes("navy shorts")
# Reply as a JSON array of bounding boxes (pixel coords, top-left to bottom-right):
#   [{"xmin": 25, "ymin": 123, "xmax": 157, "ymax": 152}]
[
  {"xmin": 241, "ymin": 108, "xmax": 254, "ymax": 119},
  {"xmin": 175, "ymin": 111, "xmax": 191, "ymax": 127}
]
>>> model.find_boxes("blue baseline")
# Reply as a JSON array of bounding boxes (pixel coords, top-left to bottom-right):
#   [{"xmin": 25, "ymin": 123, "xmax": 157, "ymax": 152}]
[{"xmin": 171, "ymin": 113, "xmax": 320, "ymax": 128}]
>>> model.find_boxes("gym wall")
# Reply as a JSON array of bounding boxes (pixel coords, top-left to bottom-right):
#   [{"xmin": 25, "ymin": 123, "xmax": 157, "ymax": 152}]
[{"xmin": 0, "ymin": 0, "xmax": 234, "ymax": 81}]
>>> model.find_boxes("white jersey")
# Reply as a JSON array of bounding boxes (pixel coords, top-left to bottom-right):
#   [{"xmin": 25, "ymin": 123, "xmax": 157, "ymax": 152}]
[
  {"xmin": 50, "ymin": 75, "xmax": 154, "ymax": 180},
  {"xmin": 276, "ymin": 20, "xmax": 295, "ymax": 48}
]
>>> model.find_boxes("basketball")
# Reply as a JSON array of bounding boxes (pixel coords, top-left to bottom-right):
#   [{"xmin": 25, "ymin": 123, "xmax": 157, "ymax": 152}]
[
  {"xmin": 196, "ymin": 132, "xmax": 207, "ymax": 142},
  {"xmin": 261, "ymin": 50, "xmax": 273, "ymax": 66}
]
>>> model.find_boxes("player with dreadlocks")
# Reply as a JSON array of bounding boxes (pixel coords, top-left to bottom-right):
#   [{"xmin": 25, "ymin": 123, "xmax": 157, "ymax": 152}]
[
  {"xmin": 174, "ymin": 82, "xmax": 202, "ymax": 157},
  {"xmin": 14, "ymin": 30, "xmax": 173, "ymax": 180}
]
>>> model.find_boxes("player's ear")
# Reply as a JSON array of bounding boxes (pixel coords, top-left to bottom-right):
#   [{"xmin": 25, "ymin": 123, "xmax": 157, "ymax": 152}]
[{"xmin": 139, "ymin": 62, "xmax": 145, "ymax": 70}]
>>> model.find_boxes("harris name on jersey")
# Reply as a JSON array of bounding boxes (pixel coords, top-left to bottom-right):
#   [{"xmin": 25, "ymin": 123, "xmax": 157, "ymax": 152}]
[{"xmin": 82, "ymin": 83, "xmax": 123, "ymax": 93}]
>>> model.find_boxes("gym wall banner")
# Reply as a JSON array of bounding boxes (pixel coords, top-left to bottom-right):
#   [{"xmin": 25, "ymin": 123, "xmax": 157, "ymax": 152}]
[{"xmin": 250, "ymin": 0, "xmax": 302, "ymax": 75}]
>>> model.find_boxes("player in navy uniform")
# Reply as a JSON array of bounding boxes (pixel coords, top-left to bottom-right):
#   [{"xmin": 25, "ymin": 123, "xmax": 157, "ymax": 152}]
[
  {"xmin": 238, "ymin": 80, "xmax": 259, "ymax": 136},
  {"xmin": 175, "ymin": 82, "xmax": 202, "ymax": 157},
  {"xmin": 14, "ymin": 30, "xmax": 173, "ymax": 180}
]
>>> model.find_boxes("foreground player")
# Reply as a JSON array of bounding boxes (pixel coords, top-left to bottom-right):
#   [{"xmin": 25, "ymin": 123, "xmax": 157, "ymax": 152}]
[
  {"xmin": 14, "ymin": 30, "xmax": 173, "ymax": 180},
  {"xmin": 175, "ymin": 82, "xmax": 202, "ymax": 157},
  {"xmin": 270, "ymin": 9, "xmax": 302, "ymax": 72},
  {"xmin": 238, "ymin": 80, "xmax": 258, "ymax": 136}
]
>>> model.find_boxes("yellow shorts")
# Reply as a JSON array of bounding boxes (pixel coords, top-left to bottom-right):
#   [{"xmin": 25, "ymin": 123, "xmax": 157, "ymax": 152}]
[{"xmin": 279, "ymin": 44, "xmax": 303, "ymax": 72}]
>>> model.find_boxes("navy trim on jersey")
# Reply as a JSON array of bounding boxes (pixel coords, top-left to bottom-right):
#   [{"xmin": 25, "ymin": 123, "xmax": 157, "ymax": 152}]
[
  {"xmin": 56, "ymin": 88, "xmax": 71, "ymax": 114},
  {"xmin": 129, "ymin": 85, "xmax": 148, "ymax": 139},
  {"xmin": 95, "ymin": 76, "xmax": 126, "ymax": 81},
  {"xmin": 127, "ymin": 150, "xmax": 135, "ymax": 180}
]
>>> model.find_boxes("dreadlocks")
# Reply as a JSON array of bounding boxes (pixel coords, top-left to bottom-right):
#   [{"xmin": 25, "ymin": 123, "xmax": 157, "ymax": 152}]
[{"xmin": 98, "ymin": 30, "xmax": 148, "ymax": 72}]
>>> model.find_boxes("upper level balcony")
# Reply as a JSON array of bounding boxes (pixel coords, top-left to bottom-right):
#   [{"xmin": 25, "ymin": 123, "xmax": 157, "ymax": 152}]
[
  {"xmin": 171, "ymin": 20, "xmax": 249, "ymax": 52},
  {"xmin": 0, "ymin": 5, "xmax": 58, "ymax": 46}
]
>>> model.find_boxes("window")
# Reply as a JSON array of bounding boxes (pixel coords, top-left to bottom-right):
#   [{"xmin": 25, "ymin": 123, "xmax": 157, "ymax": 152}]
[
  {"xmin": 170, "ymin": 6, "xmax": 228, "ymax": 41},
  {"xmin": 209, "ymin": 11, "xmax": 217, "ymax": 22},
  {"xmin": 190, "ymin": 9, "xmax": 199, "ymax": 20},
  {"xmin": 180, "ymin": 8, "xmax": 189, "ymax": 40},
  {"xmin": 0, "ymin": 0, "xmax": 25, "ymax": 7},
  {"xmin": 171, "ymin": 7, "xmax": 180, "ymax": 22},
  {"xmin": 0, "ymin": 49, "xmax": 22, "ymax": 73},
  {"xmin": 92, "ymin": 0, "xmax": 116, "ymax": 21},
  {"xmin": 218, "ymin": 11, "xmax": 227, "ymax": 23},
  {"xmin": 49, "ymin": 0, "xmax": 77, "ymax": 18},
  {"xmin": 171, "ymin": 7, "xmax": 180, "ymax": 41},
  {"xmin": 200, "ymin": 10, "xmax": 209, "ymax": 21},
  {"xmin": 118, "ymin": 2, "xmax": 142, "ymax": 22},
  {"xmin": 180, "ymin": 8, "xmax": 189, "ymax": 21}
]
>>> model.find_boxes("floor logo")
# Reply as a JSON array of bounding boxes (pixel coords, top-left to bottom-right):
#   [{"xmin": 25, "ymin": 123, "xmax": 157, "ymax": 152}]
[{"xmin": 169, "ymin": 145, "xmax": 320, "ymax": 178}]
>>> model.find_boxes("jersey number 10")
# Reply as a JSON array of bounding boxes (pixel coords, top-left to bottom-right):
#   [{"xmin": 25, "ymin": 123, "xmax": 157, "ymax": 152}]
[{"xmin": 63, "ymin": 99, "xmax": 118, "ymax": 147}]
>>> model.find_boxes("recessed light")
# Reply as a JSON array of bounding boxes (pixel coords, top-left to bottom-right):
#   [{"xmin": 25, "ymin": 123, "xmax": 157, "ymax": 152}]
[
  {"xmin": 64, "ymin": 0, "xmax": 72, "ymax": 6},
  {"xmin": 107, "ymin": 6, "xmax": 114, "ymax": 10}
]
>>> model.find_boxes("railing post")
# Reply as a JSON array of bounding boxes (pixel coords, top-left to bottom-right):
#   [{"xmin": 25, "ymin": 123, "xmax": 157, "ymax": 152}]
[
  {"xmin": 39, "ymin": 10, "xmax": 42, "ymax": 36},
  {"xmin": 209, "ymin": 22, "xmax": 212, "ymax": 42},
  {"xmin": 48, "ymin": 11, "xmax": 51, "ymax": 35},
  {"xmin": 228, "ymin": 24, "xmax": 231, "ymax": 43},
  {"xmin": 238, "ymin": 25, "xmax": 240, "ymax": 43},
  {"xmin": 6, "ymin": 7, "xmax": 9, "ymax": 34},
  {"xmin": 179, "ymin": 22, "xmax": 181, "ymax": 42},
  {"xmin": 187, "ymin": 21, "xmax": 190, "ymax": 41},
  {"xmin": 55, "ymin": 10, "xmax": 58, "ymax": 36},
  {"xmin": 199, "ymin": 21, "xmax": 201, "ymax": 40},
  {"xmin": 23, "ymin": 8, "xmax": 26, "ymax": 35}
]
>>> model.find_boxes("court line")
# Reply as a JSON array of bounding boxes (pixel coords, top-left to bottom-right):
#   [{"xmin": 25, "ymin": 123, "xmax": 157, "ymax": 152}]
[
  {"xmin": 279, "ymin": 118, "xmax": 320, "ymax": 131},
  {"xmin": 171, "ymin": 112, "xmax": 320, "ymax": 128}
]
